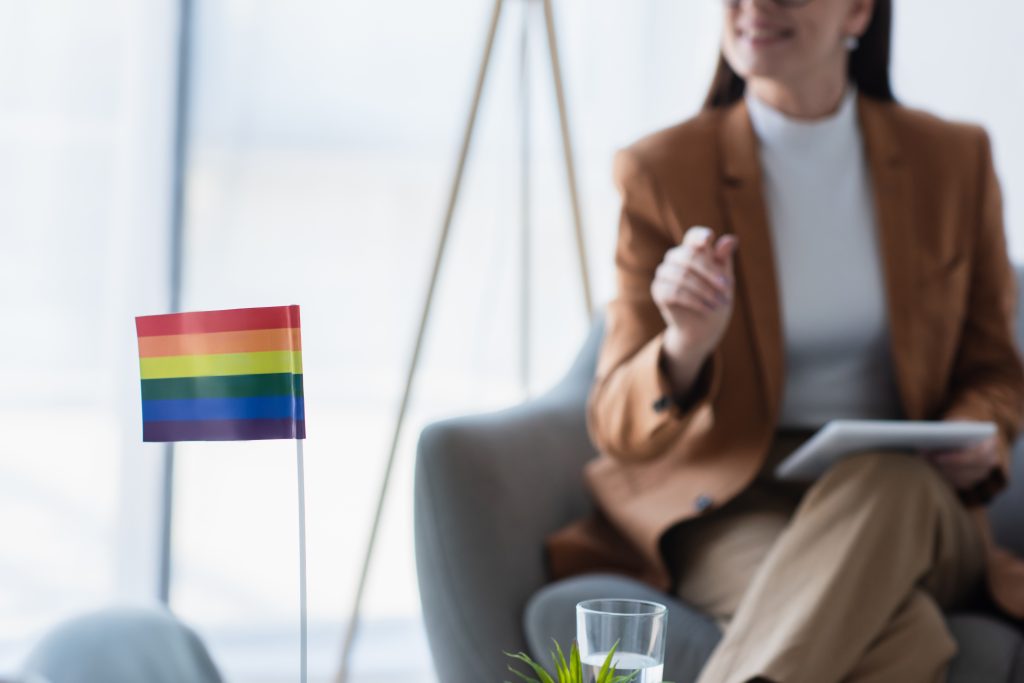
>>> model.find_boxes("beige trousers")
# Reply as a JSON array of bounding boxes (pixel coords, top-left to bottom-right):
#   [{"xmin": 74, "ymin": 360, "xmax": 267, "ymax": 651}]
[{"xmin": 662, "ymin": 432, "xmax": 987, "ymax": 683}]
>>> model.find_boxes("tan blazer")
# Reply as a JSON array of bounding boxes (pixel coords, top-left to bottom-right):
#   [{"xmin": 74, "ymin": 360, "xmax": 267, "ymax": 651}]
[{"xmin": 546, "ymin": 94, "xmax": 1024, "ymax": 619}]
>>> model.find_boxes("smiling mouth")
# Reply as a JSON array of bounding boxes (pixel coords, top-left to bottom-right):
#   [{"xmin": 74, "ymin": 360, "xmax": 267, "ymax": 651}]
[{"xmin": 738, "ymin": 26, "xmax": 795, "ymax": 45}]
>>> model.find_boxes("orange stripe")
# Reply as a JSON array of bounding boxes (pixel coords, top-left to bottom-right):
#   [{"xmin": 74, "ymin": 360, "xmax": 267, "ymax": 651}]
[{"xmin": 138, "ymin": 327, "xmax": 302, "ymax": 358}]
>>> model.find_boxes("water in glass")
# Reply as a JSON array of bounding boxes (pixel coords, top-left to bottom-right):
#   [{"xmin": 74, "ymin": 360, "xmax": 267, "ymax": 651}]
[{"xmin": 580, "ymin": 651, "xmax": 664, "ymax": 683}]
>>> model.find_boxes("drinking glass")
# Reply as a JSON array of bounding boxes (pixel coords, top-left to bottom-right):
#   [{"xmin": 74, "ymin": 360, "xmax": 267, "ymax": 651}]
[{"xmin": 576, "ymin": 599, "xmax": 667, "ymax": 683}]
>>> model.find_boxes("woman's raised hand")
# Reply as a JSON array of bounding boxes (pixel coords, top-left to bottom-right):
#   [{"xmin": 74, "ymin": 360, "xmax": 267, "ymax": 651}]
[{"xmin": 651, "ymin": 226, "xmax": 739, "ymax": 394}]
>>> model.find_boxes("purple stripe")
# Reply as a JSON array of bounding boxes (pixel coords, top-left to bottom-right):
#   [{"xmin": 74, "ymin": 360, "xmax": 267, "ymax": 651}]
[{"xmin": 143, "ymin": 418, "xmax": 306, "ymax": 442}]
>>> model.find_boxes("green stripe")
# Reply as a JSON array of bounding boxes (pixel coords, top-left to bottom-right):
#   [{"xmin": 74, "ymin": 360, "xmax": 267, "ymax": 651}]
[
  {"xmin": 140, "ymin": 373, "xmax": 304, "ymax": 401},
  {"xmin": 139, "ymin": 350, "xmax": 302, "ymax": 379}
]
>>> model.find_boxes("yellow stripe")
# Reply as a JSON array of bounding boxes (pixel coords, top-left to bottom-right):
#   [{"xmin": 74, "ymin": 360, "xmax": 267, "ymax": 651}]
[{"xmin": 140, "ymin": 350, "xmax": 303, "ymax": 380}]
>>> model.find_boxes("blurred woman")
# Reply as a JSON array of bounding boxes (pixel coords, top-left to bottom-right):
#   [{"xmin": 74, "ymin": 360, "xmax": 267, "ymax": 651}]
[{"xmin": 547, "ymin": 0, "xmax": 1024, "ymax": 680}]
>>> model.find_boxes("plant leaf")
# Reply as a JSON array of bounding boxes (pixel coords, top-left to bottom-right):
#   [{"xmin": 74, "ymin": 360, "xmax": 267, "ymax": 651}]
[
  {"xmin": 596, "ymin": 640, "xmax": 619, "ymax": 683},
  {"xmin": 570, "ymin": 641, "xmax": 581, "ymax": 682},
  {"xmin": 505, "ymin": 662, "xmax": 542, "ymax": 683},
  {"xmin": 505, "ymin": 651, "xmax": 555, "ymax": 683},
  {"xmin": 506, "ymin": 668, "xmax": 542, "ymax": 683},
  {"xmin": 552, "ymin": 639, "xmax": 570, "ymax": 683}
]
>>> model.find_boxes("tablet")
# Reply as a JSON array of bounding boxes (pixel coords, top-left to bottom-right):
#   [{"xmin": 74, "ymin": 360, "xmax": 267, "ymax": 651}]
[{"xmin": 773, "ymin": 419, "xmax": 997, "ymax": 482}]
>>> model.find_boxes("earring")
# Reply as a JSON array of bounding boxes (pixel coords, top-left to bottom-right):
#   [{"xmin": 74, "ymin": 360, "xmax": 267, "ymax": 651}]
[{"xmin": 845, "ymin": 35, "xmax": 860, "ymax": 51}]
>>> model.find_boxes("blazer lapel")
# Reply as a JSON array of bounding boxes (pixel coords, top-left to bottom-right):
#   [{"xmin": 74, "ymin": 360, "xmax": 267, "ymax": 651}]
[
  {"xmin": 719, "ymin": 101, "xmax": 785, "ymax": 417},
  {"xmin": 716, "ymin": 95, "xmax": 922, "ymax": 423},
  {"xmin": 858, "ymin": 95, "xmax": 922, "ymax": 419}
]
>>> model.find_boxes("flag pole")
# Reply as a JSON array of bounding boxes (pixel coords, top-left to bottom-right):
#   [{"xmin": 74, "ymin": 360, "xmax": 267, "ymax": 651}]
[
  {"xmin": 297, "ymin": 438, "xmax": 308, "ymax": 683},
  {"xmin": 158, "ymin": 0, "xmax": 196, "ymax": 606}
]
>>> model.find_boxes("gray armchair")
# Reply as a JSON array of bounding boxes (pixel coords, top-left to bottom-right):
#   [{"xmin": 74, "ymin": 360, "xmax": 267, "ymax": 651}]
[
  {"xmin": 415, "ymin": 270, "xmax": 1024, "ymax": 683},
  {"xmin": 19, "ymin": 607, "xmax": 222, "ymax": 683}
]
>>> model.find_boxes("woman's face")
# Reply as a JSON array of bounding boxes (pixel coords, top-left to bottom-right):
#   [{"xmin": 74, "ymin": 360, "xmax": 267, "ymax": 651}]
[{"xmin": 721, "ymin": 0, "xmax": 874, "ymax": 88}]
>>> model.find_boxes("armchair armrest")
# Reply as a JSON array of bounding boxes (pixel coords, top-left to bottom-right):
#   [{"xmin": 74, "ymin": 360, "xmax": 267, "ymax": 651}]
[{"xmin": 414, "ymin": 317, "xmax": 603, "ymax": 683}]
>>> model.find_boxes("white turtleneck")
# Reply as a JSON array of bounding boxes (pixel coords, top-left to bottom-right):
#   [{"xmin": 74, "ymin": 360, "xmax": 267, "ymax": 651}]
[{"xmin": 745, "ymin": 87, "xmax": 903, "ymax": 429}]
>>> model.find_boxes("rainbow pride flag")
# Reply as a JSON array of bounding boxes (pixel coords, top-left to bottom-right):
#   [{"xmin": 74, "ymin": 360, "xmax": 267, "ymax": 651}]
[{"xmin": 135, "ymin": 305, "xmax": 305, "ymax": 442}]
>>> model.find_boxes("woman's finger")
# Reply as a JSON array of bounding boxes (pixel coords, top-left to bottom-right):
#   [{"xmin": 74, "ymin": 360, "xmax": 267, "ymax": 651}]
[
  {"xmin": 664, "ymin": 258, "xmax": 732, "ymax": 298},
  {"xmin": 926, "ymin": 456, "xmax": 995, "ymax": 488},
  {"xmin": 931, "ymin": 446, "xmax": 997, "ymax": 468},
  {"xmin": 928, "ymin": 450, "xmax": 973, "ymax": 466},
  {"xmin": 656, "ymin": 283, "xmax": 716, "ymax": 315},
  {"xmin": 673, "ymin": 278, "xmax": 726, "ymax": 312},
  {"xmin": 682, "ymin": 226, "xmax": 716, "ymax": 250},
  {"xmin": 652, "ymin": 280, "xmax": 711, "ymax": 316},
  {"xmin": 713, "ymin": 234, "xmax": 740, "ymax": 277},
  {"xmin": 664, "ymin": 299, "xmax": 711, "ymax": 318},
  {"xmin": 656, "ymin": 262, "xmax": 730, "ymax": 304},
  {"xmin": 671, "ymin": 229, "xmax": 727, "ymax": 261},
  {"xmin": 665, "ymin": 241, "xmax": 719, "ymax": 266},
  {"xmin": 668, "ymin": 286, "xmax": 717, "ymax": 314},
  {"xmin": 653, "ymin": 271, "xmax": 715, "ymax": 309},
  {"xmin": 663, "ymin": 252, "xmax": 733, "ymax": 301}
]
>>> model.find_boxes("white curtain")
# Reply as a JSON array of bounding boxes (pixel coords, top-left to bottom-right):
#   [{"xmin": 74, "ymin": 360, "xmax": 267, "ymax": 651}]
[{"xmin": 0, "ymin": 0, "xmax": 178, "ymax": 669}]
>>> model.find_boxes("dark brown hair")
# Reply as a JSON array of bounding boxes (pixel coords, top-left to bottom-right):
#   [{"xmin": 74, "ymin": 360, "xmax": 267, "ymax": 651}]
[{"xmin": 703, "ymin": 0, "xmax": 895, "ymax": 109}]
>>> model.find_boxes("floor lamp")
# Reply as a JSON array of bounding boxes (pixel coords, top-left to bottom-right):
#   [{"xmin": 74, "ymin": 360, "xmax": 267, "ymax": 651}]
[{"xmin": 335, "ymin": 0, "xmax": 593, "ymax": 679}]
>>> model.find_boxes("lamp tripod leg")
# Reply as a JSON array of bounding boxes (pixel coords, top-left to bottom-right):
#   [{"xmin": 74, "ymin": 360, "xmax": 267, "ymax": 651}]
[
  {"xmin": 333, "ymin": 0, "xmax": 507, "ymax": 681},
  {"xmin": 541, "ymin": 0, "xmax": 594, "ymax": 320},
  {"xmin": 520, "ymin": 0, "xmax": 532, "ymax": 396}
]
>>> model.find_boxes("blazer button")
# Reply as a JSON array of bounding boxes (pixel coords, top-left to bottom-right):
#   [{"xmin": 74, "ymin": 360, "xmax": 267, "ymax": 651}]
[
  {"xmin": 694, "ymin": 494, "xmax": 714, "ymax": 512},
  {"xmin": 652, "ymin": 395, "xmax": 671, "ymax": 413}
]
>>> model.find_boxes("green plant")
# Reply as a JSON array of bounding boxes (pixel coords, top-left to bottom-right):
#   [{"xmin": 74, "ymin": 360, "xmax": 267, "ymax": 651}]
[{"xmin": 504, "ymin": 639, "xmax": 672, "ymax": 683}]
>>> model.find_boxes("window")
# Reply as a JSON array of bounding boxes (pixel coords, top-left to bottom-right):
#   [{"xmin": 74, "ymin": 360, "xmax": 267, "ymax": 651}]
[{"xmin": 0, "ymin": 0, "xmax": 177, "ymax": 667}]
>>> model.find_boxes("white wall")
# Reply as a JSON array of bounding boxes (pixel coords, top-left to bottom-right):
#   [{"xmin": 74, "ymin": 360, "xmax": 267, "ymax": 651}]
[{"xmin": 891, "ymin": 0, "xmax": 1024, "ymax": 259}]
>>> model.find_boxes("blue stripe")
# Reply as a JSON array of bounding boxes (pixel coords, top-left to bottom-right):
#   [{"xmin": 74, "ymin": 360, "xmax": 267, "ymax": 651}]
[{"xmin": 142, "ymin": 395, "xmax": 304, "ymax": 422}]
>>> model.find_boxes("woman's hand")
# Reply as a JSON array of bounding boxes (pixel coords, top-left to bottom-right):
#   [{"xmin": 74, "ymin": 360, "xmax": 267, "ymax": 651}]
[
  {"xmin": 923, "ymin": 435, "xmax": 999, "ymax": 490},
  {"xmin": 652, "ymin": 226, "xmax": 739, "ymax": 357},
  {"xmin": 651, "ymin": 226, "xmax": 739, "ymax": 396}
]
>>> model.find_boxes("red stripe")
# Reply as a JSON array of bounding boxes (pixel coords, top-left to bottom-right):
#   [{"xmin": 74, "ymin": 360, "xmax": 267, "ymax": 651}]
[{"xmin": 136, "ymin": 305, "xmax": 301, "ymax": 337}]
